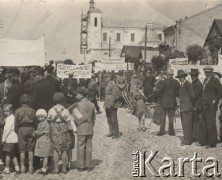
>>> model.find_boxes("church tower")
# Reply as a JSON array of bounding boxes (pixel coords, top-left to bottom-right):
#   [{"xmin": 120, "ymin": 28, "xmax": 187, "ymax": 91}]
[{"xmin": 87, "ymin": 0, "xmax": 102, "ymax": 54}]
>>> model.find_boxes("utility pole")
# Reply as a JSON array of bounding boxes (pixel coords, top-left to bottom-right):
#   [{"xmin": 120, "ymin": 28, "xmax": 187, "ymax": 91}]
[
  {"xmin": 109, "ymin": 37, "xmax": 111, "ymax": 57},
  {"xmin": 144, "ymin": 25, "xmax": 147, "ymax": 64}
]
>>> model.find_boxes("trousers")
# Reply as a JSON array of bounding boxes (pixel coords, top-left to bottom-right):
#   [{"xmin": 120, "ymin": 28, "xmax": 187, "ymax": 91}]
[
  {"xmin": 77, "ymin": 135, "xmax": 93, "ymax": 169},
  {"xmin": 105, "ymin": 107, "xmax": 119, "ymax": 136}
]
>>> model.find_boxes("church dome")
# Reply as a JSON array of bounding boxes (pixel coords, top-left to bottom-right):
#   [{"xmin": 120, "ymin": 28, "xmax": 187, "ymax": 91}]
[{"xmin": 88, "ymin": 7, "xmax": 102, "ymax": 14}]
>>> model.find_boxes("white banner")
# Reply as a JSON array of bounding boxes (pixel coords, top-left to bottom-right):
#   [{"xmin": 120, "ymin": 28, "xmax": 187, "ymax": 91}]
[
  {"xmin": 101, "ymin": 57, "xmax": 124, "ymax": 63},
  {"xmin": 94, "ymin": 62, "xmax": 127, "ymax": 72},
  {"xmin": 0, "ymin": 37, "xmax": 45, "ymax": 66},
  {"xmin": 128, "ymin": 62, "xmax": 134, "ymax": 70},
  {"xmin": 169, "ymin": 58, "xmax": 188, "ymax": 67},
  {"xmin": 57, "ymin": 64, "xmax": 92, "ymax": 79},
  {"xmin": 218, "ymin": 54, "xmax": 222, "ymax": 65}
]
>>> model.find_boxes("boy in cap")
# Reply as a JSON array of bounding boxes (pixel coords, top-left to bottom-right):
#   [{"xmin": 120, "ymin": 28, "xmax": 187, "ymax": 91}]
[
  {"xmin": 200, "ymin": 66, "xmax": 222, "ymax": 148},
  {"xmin": 176, "ymin": 70, "xmax": 195, "ymax": 146},
  {"xmin": 69, "ymin": 87, "xmax": 95, "ymax": 171},
  {"xmin": 14, "ymin": 94, "xmax": 37, "ymax": 173}
]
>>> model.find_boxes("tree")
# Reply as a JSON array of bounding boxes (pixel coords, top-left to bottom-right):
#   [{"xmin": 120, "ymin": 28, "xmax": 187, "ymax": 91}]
[
  {"xmin": 186, "ymin": 44, "xmax": 205, "ymax": 65},
  {"xmin": 151, "ymin": 55, "xmax": 165, "ymax": 70},
  {"xmin": 209, "ymin": 44, "xmax": 219, "ymax": 65},
  {"xmin": 64, "ymin": 59, "xmax": 73, "ymax": 65}
]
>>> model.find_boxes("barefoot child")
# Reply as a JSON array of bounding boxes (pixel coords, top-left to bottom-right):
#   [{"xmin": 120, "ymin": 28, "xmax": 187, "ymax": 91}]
[
  {"xmin": 33, "ymin": 109, "xmax": 51, "ymax": 175},
  {"xmin": 2, "ymin": 104, "xmax": 19, "ymax": 174},
  {"xmin": 134, "ymin": 83, "xmax": 148, "ymax": 132}
]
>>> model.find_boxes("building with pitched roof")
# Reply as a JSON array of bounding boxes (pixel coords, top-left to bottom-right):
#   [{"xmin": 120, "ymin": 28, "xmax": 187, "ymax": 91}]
[
  {"xmin": 82, "ymin": 0, "xmax": 164, "ymax": 61},
  {"xmin": 164, "ymin": 3, "xmax": 222, "ymax": 53}
]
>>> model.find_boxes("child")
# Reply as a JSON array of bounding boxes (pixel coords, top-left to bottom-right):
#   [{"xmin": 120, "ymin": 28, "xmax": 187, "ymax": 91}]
[
  {"xmin": 2, "ymin": 104, "xmax": 19, "ymax": 174},
  {"xmin": 134, "ymin": 83, "xmax": 148, "ymax": 132},
  {"xmin": 47, "ymin": 92, "xmax": 72, "ymax": 174},
  {"xmin": 33, "ymin": 109, "xmax": 51, "ymax": 175},
  {"xmin": 14, "ymin": 94, "xmax": 37, "ymax": 174}
]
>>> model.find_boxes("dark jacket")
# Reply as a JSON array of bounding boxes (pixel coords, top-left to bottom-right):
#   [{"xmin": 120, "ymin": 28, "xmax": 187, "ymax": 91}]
[
  {"xmin": 7, "ymin": 80, "xmax": 24, "ymax": 111},
  {"xmin": 34, "ymin": 76, "xmax": 61, "ymax": 111},
  {"xmin": 202, "ymin": 76, "xmax": 222, "ymax": 109},
  {"xmin": 179, "ymin": 80, "xmax": 195, "ymax": 112},
  {"xmin": 143, "ymin": 74, "xmax": 155, "ymax": 98},
  {"xmin": 103, "ymin": 81, "xmax": 122, "ymax": 109},
  {"xmin": 192, "ymin": 78, "xmax": 203, "ymax": 110},
  {"xmin": 159, "ymin": 77, "xmax": 180, "ymax": 109}
]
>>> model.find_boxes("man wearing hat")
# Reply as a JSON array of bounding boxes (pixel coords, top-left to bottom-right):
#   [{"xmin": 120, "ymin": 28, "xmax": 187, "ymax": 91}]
[
  {"xmin": 157, "ymin": 69, "xmax": 180, "ymax": 136},
  {"xmin": 7, "ymin": 67, "xmax": 24, "ymax": 111},
  {"xmin": 189, "ymin": 69, "xmax": 203, "ymax": 143},
  {"xmin": 200, "ymin": 66, "xmax": 222, "ymax": 148},
  {"xmin": 88, "ymin": 74, "xmax": 101, "ymax": 114},
  {"xmin": 69, "ymin": 87, "xmax": 95, "ymax": 171},
  {"xmin": 176, "ymin": 69, "xmax": 195, "ymax": 146}
]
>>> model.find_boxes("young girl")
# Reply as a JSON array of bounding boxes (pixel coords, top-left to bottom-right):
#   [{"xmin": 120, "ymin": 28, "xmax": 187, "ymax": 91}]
[
  {"xmin": 33, "ymin": 109, "xmax": 51, "ymax": 175},
  {"xmin": 2, "ymin": 104, "xmax": 19, "ymax": 174},
  {"xmin": 134, "ymin": 83, "xmax": 148, "ymax": 132}
]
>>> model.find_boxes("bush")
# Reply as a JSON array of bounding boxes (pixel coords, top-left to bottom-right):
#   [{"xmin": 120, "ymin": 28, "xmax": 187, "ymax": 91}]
[{"xmin": 186, "ymin": 44, "xmax": 205, "ymax": 65}]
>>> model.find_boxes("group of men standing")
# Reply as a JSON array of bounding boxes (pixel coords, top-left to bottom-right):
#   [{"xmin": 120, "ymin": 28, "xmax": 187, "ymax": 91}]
[{"xmin": 158, "ymin": 66, "xmax": 222, "ymax": 148}]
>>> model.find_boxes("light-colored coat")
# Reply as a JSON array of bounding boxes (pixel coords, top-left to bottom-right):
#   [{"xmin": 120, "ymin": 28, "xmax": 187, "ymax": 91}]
[{"xmin": 33, "ymin": 120, "xmax": 51, "ymax": 158}]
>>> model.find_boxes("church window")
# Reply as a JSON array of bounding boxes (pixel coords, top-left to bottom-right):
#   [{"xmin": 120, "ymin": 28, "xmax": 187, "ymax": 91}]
[
  {"xmin": 131, "ymin": 33, "xmax": 135, "ymax": 42},
  {"xmin": 116, "ymin": 33, "xmax": 121, "ymax": 41},
  {"xmin": 103, "ymin": 33, "xmax": 107, "ymax": 41},
  {"xmin": 95, "ymin": 17, "xmax": 97, "ymax": 27}
]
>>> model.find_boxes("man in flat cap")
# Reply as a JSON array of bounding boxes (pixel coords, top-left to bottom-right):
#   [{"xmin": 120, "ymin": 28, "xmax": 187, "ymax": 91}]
[
  {"xmin": 176, "ymin": 70, "xmax": 195, "ymax": 146},
  {"xmin": 189, "ymin": 69, "xmax": 203, "ymax": 143},
  {"xmin": 157, "ymin": 69, "xmax": 180, "ymax": 136},
  {"xmin": 200, "ymin": 66, "xmax": 222, "ymax": 148}
]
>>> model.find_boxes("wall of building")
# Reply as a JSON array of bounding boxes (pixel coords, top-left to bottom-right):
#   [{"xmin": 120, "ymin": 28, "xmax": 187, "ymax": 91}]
[{"xmin": 175, "ymin": 4, "xmax": 222, "ymax": 52}]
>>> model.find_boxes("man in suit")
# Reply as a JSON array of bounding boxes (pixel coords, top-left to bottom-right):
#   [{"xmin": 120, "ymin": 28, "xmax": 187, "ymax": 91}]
[
  {"xmin": 88, "ymin": 74, "xmax": 101, "ymax": 114},
  {"xmin": 176, "ymin": 70, "xmax": 195, "ymax": 146},
  {"xmin": 200, "ymin": 66, "xmax": 222, "ymax": 148},
  {"xmin": 157, "ymin": 69, "xmax": 180, "ymax": 136},
  {"xmin": 189, "ymin": 69, "xmax": 203, "ymax": 143},
  {"xmin": 71, "ymin": 87, "xmax": 95, "ymax": 172},
  {"xmin": 103, "ymin": 74, "xmax": 123, "ymax": 139}
]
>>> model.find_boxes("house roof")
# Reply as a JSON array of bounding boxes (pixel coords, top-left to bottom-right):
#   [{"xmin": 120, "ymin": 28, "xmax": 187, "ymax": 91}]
[
  {"xmin": 204, "ymin": 19, "xmax": 222, "ymax": 46},
  {"xmin": 102, "ymin": 19, "xmax": 164, "ymax": 29},
  {"xmin": 87, "ymin": 7, "xmax": 102, "ymax": 14},
  {"xmin": 120, "ymin": 45, "xmax": 159, "ymax": 61}
]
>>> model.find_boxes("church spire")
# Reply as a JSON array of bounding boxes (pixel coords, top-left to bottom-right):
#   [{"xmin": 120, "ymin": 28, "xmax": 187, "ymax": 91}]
[{"xmin": 90, "ymin": 0, "xmax": 95, "ymax": 9}]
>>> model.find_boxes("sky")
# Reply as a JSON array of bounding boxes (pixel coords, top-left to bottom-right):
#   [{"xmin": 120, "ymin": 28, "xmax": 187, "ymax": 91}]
[{"xmin": 0, "ymin": 0, "xmax": 222, "ymax": 60}]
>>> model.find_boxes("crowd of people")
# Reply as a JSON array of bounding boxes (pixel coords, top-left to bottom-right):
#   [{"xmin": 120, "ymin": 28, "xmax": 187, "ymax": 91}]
[{"xmin": 0, "ymin": 62, "xmax": 222, "ymax": 175}]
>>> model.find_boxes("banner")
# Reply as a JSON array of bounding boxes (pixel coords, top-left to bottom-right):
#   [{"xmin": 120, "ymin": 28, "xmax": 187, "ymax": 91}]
[
  {"xmin": 57, "ymin": 64, "xmax": 92, "ymax": 79},
  {"xmin": 94, "ymin": 62, "xmax": 127, "ymax": 72},
  {"xmin": 0, "ymin": 37, "xmax": 45, "ymax": 66},
  {"xmin": 101, "ymin": 57, "xmax": 124, "ymax": 63},
  {"xmin": 169, "ymin": 58, "xmax": 188, "ymax": 67},
  {"xmin": 128, "ymin": 62, "xmax": 134, "ymax": 70}
]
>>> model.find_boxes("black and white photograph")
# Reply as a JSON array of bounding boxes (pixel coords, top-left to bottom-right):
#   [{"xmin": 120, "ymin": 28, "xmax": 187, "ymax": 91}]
[{"xmin": 0, "ymin": 0, "xmax": 222, "ymax": 179}]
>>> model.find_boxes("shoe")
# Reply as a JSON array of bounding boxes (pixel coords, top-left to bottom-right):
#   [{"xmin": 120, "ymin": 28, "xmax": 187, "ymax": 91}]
[
  {"xmin": 142, "ymin": 128, "xmax": 146, "ymax": 132},
  {"xmin": 38, "ymin": 169, "xmax": 47, "ymax": 175},
  {"xmin": 77, "ymin": 168, "xmax": 86, "ymax": 172},
  {"xmin": 169, "ymin": 132, "xmax": 175, "ymax": 136},
  {"xmin": 3, "ymin": 168, "xmax": 10, "ymax": 174},
  {"xmin": 137, "ymin": 128, "xmax": 141, "ymax": 132},
  {"xmin": 86, "ymin": 167, "xmax": 94, "ymax": 172},
  {"xmin": 51, "ymin": 170, "xmax": 59, "ymax": 174},
  {"xmin": 96, "ymin": 111, "xmax": 102, "ymax": 114},
  {"xmin": 105, "ymin": 134, "xmax": 113, "ymax": 137},
  {"xmin": 61, "ymin": 169, "xmax": 67, "ymax": 174},
  {"xmin": 157, "ymin": 132, "xmax": 164, "ymax": 136},
  {"xmin": 205, "ymin": 145, "xmax": 216, "ymax": 149},
  {"xmin": 180, "ymin": 142, "xmax": 191, "ymax": 146},
  {"xmin": 29, "ymin": 168, "xmax": 34, "ymax": 174},
  {"xmin": 112, "ymin": 136, "xmax": 119, "ymax": 139}
]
